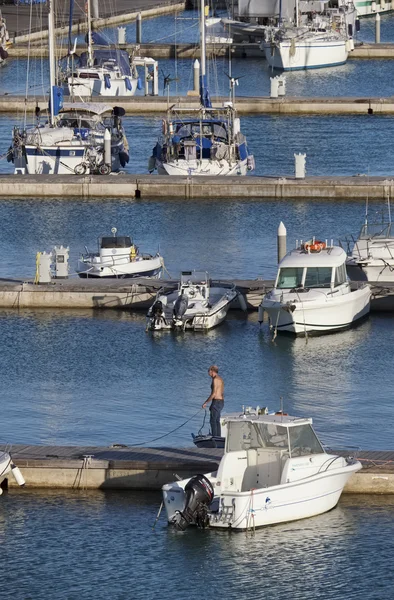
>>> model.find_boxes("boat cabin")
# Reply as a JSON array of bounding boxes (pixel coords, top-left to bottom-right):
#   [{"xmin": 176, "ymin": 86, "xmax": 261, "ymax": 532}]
[
  {"xmin": 275, "ymin": 245, "xmax": 348, "ymax": 290},
  {"xmin": 168, "ymin": 119, "xmax": 230, "ymax": 160},
  {"xmin": 179, "ymin": 271, "xmax": 210, "ymax": 301},
  {"xmin": 217, "ymin": 414, "xmax": 326, "ymax": 492}
]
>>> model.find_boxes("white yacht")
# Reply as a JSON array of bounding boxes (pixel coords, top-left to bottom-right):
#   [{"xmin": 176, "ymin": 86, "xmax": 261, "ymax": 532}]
[
  {"xmin": 163, "ymin": 410, "xmax": 361, "ymax": 531},
  {"xmin": 0, "ymin": 450, "xmax": 25, "ymax": 495},
  {"xmin": 146, "ymin": 271, "xmax": 238, "ymax": 331},
  {"xmin": 77, "ymin": 228, "xmax": 163, "ymax": 279},
  {"xmin": 260, "ymin": 239, "xmax": 371, "ymax": 335},
  {"xmin": 346, "ymin": 217, "xmax": 394, "ymax": 282}
]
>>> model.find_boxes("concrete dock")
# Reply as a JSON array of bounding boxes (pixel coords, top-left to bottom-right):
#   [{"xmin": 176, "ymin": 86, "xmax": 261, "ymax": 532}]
[
  {"xmin": 1, "ymin": 174, "xmax": 394, "ymax": 200},
  {"xmin": 2, "ymin": 443, "xmax": 394, "ymax": 494},
  {"xmin": 3, "ymin": 94, "xmax": 394, "ymax": 116}
]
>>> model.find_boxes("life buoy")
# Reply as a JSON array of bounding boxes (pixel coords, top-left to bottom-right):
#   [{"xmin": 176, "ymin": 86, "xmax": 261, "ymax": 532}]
[{"xmin": 304, "ymin": 240, "xmax": 326, "ymax": 253}]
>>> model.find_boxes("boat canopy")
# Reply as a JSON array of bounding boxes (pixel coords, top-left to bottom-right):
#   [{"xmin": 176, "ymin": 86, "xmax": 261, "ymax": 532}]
[
  {"xmin": 225, "ymin": 416, "xmax": 324, "ymax": 457},
  {"xmin": 77, "ymin": 50, "xmax": 131, "ymax": 76},
  {"xmin": 173, "ymin": 120, "xmax": 228, "ymax": 141},
  {"xmin": 60, "ymin": 102, "xmax": 114, "ymax": 116},
  {"xmin": 180, "ymin": 271, "xmax": 209, "ymax": 285},
  {"xmin": 100, "ymin": 236, "xmax": 132, "ymax": 249}
]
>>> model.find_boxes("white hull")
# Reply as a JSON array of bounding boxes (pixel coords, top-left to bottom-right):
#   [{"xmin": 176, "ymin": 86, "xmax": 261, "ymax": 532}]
[
  {"xmin": 66, "ymin": 76, "xmax": 138, "ymax": 98},
  {"xmin": 77, "ymin": 254, "xmax": 162, "ymax": 278},
  {"xmin": 157, "ymin": 158, "xmax": 248, "ymax": 177},
  {"xmin": 0, "ymin": 451, "xmax": 25, "ymax": 494},
  {"xmin": 263, "ymin": 285, "xmax": 370, "ymax": 334},
  {"xmin": 347, "ymin": 260, "xmax": 394, "ymax": 282},
  {"xmin": 163, "ymin": 456, "xmax": 361, "ymax": 530},
  {"xmin": 148, "ymin": 294, "xmax": 235, "ymax": 331},
  {"xmin": 354, "ymin": 1, "xmax": 394, "ymax": 16},
  {"xmin": 263, "ymin": 39, "xmax": 348, "ymax": 70}
]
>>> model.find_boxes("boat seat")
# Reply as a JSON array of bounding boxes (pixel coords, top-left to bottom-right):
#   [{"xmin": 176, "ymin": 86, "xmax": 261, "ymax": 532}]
[{"xmin": 241, "ymin": 449, "xmax": 288, "ymax": 491}]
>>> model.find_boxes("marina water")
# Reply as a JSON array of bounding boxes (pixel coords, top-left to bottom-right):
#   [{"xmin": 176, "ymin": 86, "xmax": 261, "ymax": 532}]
[{"xmin": 1, "ymin": 10, "xmax": 394, "ymax": 600}]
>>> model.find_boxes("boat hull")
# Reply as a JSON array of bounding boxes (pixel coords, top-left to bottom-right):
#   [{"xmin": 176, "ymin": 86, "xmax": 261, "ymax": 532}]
[
  {"xmin": 156, "ymin": 158, "xmax": 249, "ymax": 176},
  {"xmin": 263, "ymin": 39, "xmax": 348, "ymax": 70},
  {"xmin": 65, "ymin": 76, "xmax": 139, "ymax": 98},
  {"xmin": 262, "ymin": 285, "xmax": 371, "ymax": 335},
  {"xmin": 77, "ymin": 255, "xmax": 163, "ymax": 278}
]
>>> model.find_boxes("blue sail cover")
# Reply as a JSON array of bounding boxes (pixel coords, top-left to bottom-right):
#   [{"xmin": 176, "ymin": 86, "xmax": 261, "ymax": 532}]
[{"xmin": 77, "ymin": 50, "xmax": 131, "ymax": 76}]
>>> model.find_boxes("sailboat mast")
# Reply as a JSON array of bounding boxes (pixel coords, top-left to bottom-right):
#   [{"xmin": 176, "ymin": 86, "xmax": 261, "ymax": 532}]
[
  {"xmin": 199, "ymin": 0, "xmax": 211, "ymax": 108},
  {"xmin": 48, "ymin": 0, "xmax": 56, "ymax": 125},
  {"xmin": 87, "ymin": 0, "xmax": 93, "ymax": 67}
]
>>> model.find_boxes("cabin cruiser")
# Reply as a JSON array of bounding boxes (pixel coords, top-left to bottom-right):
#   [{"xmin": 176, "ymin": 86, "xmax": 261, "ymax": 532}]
[
  {"xmin": 76, "ymin": 228, "xmax": 163, "ymax": 278},
  {"xmin": 260, "ymin": 239, "xmax": 371, "ymax": 335},
  {"xmin": 11, "ymin": 103, "xmax": 129, "ymax": 175},
  {"xmin": 163, "ymin": 410, "xmax": 361, "ymax": 530},
  {"xmin": 146, "ymin": 271, "xmax": 238, "ymax": 331},
  {"xmin": 0, "ymin": 451, "xmax": 25, "ymax": 495},
  {"xmin": 345, "ymin": 218, "xmax": 394, "ymax": 282}
]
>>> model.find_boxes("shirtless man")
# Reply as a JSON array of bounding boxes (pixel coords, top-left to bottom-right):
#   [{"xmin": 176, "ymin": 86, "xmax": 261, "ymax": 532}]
[{"xmin": 202, "ymin": 365, "xmax": 224, "ymax": 438}]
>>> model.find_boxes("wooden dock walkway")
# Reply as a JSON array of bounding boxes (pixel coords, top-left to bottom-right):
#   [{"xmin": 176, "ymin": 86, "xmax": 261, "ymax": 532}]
[{"xmin": 2, "ymin": 443, "xmax": 394, "ymax": 494}]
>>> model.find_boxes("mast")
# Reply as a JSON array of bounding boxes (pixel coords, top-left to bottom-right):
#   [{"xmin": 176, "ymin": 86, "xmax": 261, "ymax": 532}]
[
  {"xmin": 295, "ymin": 0, "xmax": 299, "ymax": 27},
  {"xmin": 87, "ymin": 0, "xmax": 93, "ymax": 67},
  {"xmin": 48, "ymin": 0, "xmax": 56, "ymax": 125},
  {"xmin": 199, "ymin": 0, "xmax": 211, "ymax": 108}
]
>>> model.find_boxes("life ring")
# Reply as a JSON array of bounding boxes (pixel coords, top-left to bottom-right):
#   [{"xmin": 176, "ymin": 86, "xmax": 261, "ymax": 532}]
[{"xmin": 304, "ymin": 240, "xmax": 326, "ymax": 253}]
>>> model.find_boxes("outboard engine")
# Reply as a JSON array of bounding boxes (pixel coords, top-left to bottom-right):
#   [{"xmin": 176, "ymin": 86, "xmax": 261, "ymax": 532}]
[
  {"xmin": 173, "ymin": 293, "xmax": 188, "ymax": 326},
  {"xmin": 149, "ymin": 299, "xmax": 166, "ymax": 329},
  {"xmin": 172, "ymin": 474, "xmax": 214, "ymax": 531}
]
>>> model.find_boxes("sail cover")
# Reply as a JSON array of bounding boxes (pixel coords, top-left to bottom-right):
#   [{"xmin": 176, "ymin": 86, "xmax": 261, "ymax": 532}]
[
  {"xmin": 77, "ymin": 49, "xmax": 131, "ymax": 76},
  {"xmin": 238, "ymin": 0, "xmax": 296, "ymax": 20}
]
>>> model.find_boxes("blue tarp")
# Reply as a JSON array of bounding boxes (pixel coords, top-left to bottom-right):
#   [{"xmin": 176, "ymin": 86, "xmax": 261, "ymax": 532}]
[{"xmin": 77, "ymin": 49, "xmax": 131, "ymax": 76}]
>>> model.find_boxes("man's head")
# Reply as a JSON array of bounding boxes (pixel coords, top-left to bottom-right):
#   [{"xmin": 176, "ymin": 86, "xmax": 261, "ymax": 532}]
[{"xmin": 208, "ymin": 365, "xmax": 219, "ymax": 377}]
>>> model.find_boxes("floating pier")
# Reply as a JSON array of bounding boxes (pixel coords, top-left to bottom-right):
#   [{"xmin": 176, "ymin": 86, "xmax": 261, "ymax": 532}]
[
  {"xmin": 1, "ymin": 174, "xmax": 394, "ymax": 200},
  {"xmin": 2, "ymin": 444, "xmax": 394, "ymax": 494}
]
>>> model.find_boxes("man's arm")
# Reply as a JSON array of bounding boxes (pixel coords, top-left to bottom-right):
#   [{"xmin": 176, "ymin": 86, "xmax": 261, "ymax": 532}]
[{"xmin": 202, "ymin": 379, "xmax": 219, "ymax": 408}]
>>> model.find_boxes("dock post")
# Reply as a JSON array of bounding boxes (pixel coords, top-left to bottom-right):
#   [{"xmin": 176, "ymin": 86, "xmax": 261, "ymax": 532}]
[
  {"xmin": 270, "ymin": 77, "xmax": 279, "ymax": 98},
  {"xmin": 136, "ymin": 12, "xmax": 142, "ymax": 44},
  {"xmin": 92, "ymin": 0, "xmax": 99, "ymax": 19},
  {"xmin": 277, "ymin": 222, "xmax": 287, "ymax": 263},
  {"xmin": 117, "ymin": 26, "xmax": 126, "ymax": 45},
  {"xmin": 294, "ymin": 153, "xmax": 306, "ymax": 179},
  {"xmin": 376, "ymin": 13, "xmax": 381, "ymax": 44},
  {"xmin": 193, "ymin": 59, "xmax": 200, "ymax": 93}
]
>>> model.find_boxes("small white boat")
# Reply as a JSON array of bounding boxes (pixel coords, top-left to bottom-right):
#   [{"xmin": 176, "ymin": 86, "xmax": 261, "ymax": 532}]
[
  {"xmin": 77, "ymin": 228, "xmax": 163, "ymax": 279},
  {"xmin": 261, "ymin": 239, "xmax": 371, "ymax": 335},
  {"xmin": 346, "ymin": 214, "xmax": 394, "ymax": 283},
  {"xmin": 146, "ymin": 270, "xmax": 238, "ymax": 331},
  {"xmin": 0, "ymin": 451, "xmax": 25, "ymax": 495},
  {"xmin": 163, "ymin": 410, "xmax": 361, "ymax": 531}
]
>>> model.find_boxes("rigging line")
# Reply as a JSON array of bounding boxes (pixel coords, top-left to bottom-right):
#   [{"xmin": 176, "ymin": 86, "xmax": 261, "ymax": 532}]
[{"xmin": 130, "ymin": 408, "xmax": 204, "ymax": 447}]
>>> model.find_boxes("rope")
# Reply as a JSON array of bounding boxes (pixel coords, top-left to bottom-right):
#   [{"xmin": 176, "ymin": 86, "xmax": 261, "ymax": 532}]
[{"xmin": 130, "ymin": 408, "xmax": 203, "ymax": 447}]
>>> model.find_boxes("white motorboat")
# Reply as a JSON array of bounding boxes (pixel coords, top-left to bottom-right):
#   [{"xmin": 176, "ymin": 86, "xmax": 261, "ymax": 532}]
[
  {"xmin": 0, "ymin": 451, "xmax": 25, "ymax": 495},
  {"xmin": 76, "ymin": 228, "xmax": 163, "ymax": 279},
  {"xmin": 146, "ymin": 270, "xmax": 238, "ymax": 331},
  {"xmin": 261, "ymin": 239, "xmax": 371, "ymax": 335},
  {"xmin": 163, "ymin": 410, "xmax": 361, "ymax": 531},
  {"xmin": 150, "ymin": 0, "xmax": 254, "ymax": 177},
  {"xmin": 345, "ymin": 213, "xmax": 394, "ymax": 282}
]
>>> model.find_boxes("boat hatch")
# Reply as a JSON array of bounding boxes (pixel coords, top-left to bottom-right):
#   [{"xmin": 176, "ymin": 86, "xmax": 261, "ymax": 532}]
[
  {"xmin": 100, "ymin": 236, "xmax": 132, "ymax": 249},
  {"xmin": 226, "ymin": 420, "xmax": 324, "ymax": 457}
]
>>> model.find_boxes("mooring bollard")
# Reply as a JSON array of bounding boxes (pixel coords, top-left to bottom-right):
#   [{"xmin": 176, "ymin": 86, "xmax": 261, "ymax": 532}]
[
  {"xmin": 136, "ymin": 12, "xmax": 142, "ymax": 44},
  {"xmin": 294, "ymin": 153, "xmax": 306, "ymax": 179},
  {"xmin": 277, "ymin": 221, "xmax": 287, "ymax": 263},
  {"xmin": 376, "ymin": 12, "xmax": 381, "ymax": 43},
  {"xmin": 117, "ymin": 26, "xmax": 126, "ymax": 45}
]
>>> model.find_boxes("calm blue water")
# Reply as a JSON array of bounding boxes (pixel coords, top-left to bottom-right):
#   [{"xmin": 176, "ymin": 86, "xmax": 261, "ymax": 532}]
[{"xmin": 1, "ymin": 11, "xmax": 394, "ymax": 599}]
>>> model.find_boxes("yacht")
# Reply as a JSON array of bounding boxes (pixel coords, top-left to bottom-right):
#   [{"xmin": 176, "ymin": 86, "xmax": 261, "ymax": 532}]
[
  {"xmin": 150, "ymin": 0, "xmax": 254, "ymax": 176},
  {"xmin": 77, "ymin": 228, "xmax": 163, "ymax": 279},
  {"xmin": 163, "ymin": 410, "xmax": 361, "ymax": 530},
  {"xmin": 260, "ymin": 239, "xmax": 371, "ymax": 335},
  {"xmin": 146, "ymin": 270, "xmax": 238, "ymax": 331},
  {"xmin": 0, "ymin": 450, "xmax": 25, "ymax": 495}
]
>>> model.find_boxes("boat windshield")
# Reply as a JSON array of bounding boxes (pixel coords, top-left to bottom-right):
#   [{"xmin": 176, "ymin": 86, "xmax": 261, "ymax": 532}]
[
  {"xmin": 304, "ymin": 267, "xmax": 332, "ymax": 288},
  {"xmin": 359, "ymin": 222, "xmax": 392, "ymax": 239},
  {"xmin": 101, "ymin": 236, "xmax": 131, "ymax": 248},
  {"xmin": 277, "ymin": 267, "xmax": 304, "ymax": 289},
  {"xmin": 288, "ymin": 424, "xmax": 324, "ymax": 456},
  {"xmin": 226, "ymin": 421, "xmax": 289, "ymax": 452},
  {"xmin": 174, "ymin": 122, "xmax": 228, "ymax": 142}
]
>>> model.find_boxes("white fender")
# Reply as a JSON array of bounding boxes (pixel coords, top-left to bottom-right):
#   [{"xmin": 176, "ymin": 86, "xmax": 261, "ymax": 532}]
[
  {"xmin": 258, "ymin": 304, "xmax": 264, "ymax": 324},
  {"xmin": 237, "ymin": 293, "xmax": 248, "ymax": 311},
  {"xmin": 11, "ymin": 463, "xmax": 25, "ymax": 486}
]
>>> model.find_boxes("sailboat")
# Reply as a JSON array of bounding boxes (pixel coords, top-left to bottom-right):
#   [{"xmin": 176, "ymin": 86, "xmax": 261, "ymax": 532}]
[
  {"xmin": 9, "ymin": 0, "xmax": 129, "ymax": 175},
  {"xmin": 59, "ymin": 0, "xmax": 140, "ymax": 98},
  {"xmin": 262, "ymin": 0, "xmax": 356, "ymax": 71},
  {"xmin": 150, "ymin": 0, "xmax": 254, "ymax": 177}
]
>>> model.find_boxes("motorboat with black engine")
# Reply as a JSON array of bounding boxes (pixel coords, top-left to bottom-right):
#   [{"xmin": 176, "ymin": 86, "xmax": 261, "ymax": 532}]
[
  {"xmin": 163, "ymin": 410, "xmax": 361, "ymax": 531},
  {"xmin": 76, "ymin": 227, "xmax": 163, "ymax": 278},
  {"xmin": 146, "ymin": 270, "xmax": 239, "ymax": 331}
]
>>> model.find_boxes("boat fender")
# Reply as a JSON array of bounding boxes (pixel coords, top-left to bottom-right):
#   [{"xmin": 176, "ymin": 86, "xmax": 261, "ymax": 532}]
[
  {"xmin": 104, "ymin": 74, "xmax": 111, "ymax": 89},
  {"xmin": 238, "ymin": 293, "xmax": 248, "ymax": 311},
  {"xmin": 119, "ymin": 150, "xmax": 129, "ymax": 167},
  {"xmin": 11, "ymin": 463, "xmax": 25, "ymax": 487},
  {"xmin": 137, "ymin": 77, "xmax": 142, "ymax": 91},
  {"xmin": 125, "ymin": 76, "xmax": 132, "ymax": 91},
  {"xmin": 258, "ymin": 304, "xmax": 264, "ymax": 324},
  {"xmin": 148, "ymin": 155, "xmax": 156, "ymax": 173},
  {"xmin": 162, "ymin": 119, "xmax": 168, "ymax": 135}
]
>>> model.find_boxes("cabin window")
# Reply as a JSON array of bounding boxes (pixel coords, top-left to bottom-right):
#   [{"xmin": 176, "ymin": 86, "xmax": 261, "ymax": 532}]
[
  {"xmin": 334, "ymin": 263, "xmax": 347, "ymax": 286},
  {"xmin": 101, "ymin": 236, "xmax": 132, "ymax": 249},
  {"xmin": 288, "ymin": 425, "xmax": 324, "ymax": 457},
  {"xmin": 304, "ymin": 267, "xmax": 332, "ymax": 288},
  {"xmin": 226, "ymin": 421, "xmax": 289, "ymax": 452},
  {"xmin": 277, "ymin": 267, "xmax": 304, "ymax": 289}
]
